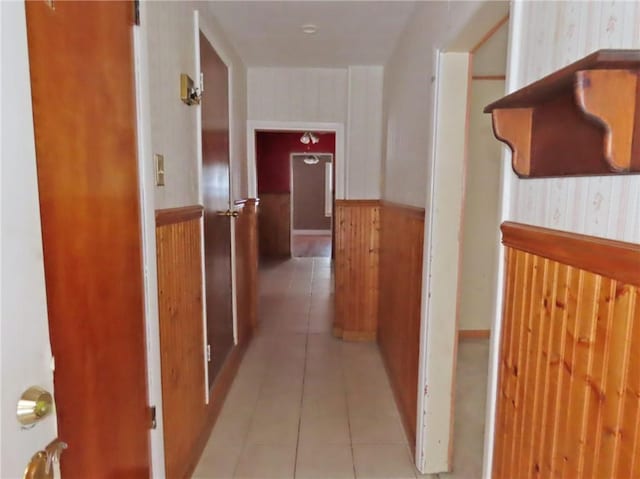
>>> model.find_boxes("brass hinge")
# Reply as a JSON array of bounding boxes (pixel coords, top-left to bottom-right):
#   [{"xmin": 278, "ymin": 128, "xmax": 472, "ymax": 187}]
[{"xmin": 149, "ymin": 406, "xmax": 157, "ymax": 429}]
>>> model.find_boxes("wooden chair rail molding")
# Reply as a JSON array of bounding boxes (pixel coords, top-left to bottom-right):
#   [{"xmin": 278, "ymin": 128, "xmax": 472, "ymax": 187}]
[
  {"xmin": 155, "ymin": 204, "xmax": 204, "ymax": 226},
  {"xmin": 501, "ymin": 221, "xmax": 640, "ymax": 287},
  {"xmin": 485, "ymin": 49, "xmax": 640, "ymax": 178},
  {"xmin": 494, "ymin": 221, "xmax": 640, "ymax": 478}
]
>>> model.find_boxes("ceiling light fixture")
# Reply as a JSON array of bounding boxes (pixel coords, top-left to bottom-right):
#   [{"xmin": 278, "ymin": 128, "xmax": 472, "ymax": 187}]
[
  {"xmin": 303, "ymin": 155, "xmax": 320, "ymax": 165},
  {"xmin": 300, "ymin": 131, "xmax": 319, "ymax": 145},
  {"xmin": 301, "ymin": 24, "xmax": 318, "ymax": 35}
]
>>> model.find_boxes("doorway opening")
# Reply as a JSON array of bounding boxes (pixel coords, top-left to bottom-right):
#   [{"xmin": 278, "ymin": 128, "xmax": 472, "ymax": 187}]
[
  {"xmin": 418, "ymin": 3, "xmax": 510, "ymax": 476},
  {"xmin": 254, "ymin": 130, "xmax": 336, "ymax": 260},
  {"xmin": 290, "ymin": 152, "xmax": 334, "ymax": 258}
]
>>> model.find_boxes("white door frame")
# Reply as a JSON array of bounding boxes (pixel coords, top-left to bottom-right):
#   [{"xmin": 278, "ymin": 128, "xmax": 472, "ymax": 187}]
[
  {"xmin": 1, "ymin": 3, "xmax": 59, "ymax": 476},
  {"xmin": 417, "ymin": 6, "xmax": 515, "ymax": 478},
  {"xmin": 482, "ymin": 2, "xmax": 520, "ymax": 477},
  {"xmin": 246, "ymin": 121, "xmax": 346, "ymax": 201},
  {"xmin": 132, "ymin": 6, "xmax": 166, "ymax": 476},
  {"xmin": 417, "ymin": 50, "xmax": 472, "ymax": 474}
]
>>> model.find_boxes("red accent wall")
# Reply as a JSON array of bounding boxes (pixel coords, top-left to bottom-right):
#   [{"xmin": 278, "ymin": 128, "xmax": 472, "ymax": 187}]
[{"xmin": 256, "ymin": 131, "xmax": 336, "ymax": 194}]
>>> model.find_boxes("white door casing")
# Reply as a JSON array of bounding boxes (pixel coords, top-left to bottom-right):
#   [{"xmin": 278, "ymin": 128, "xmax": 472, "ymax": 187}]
[{"xmin": 1, "ymin": 2, "xmax": 58, "ymax": 476}]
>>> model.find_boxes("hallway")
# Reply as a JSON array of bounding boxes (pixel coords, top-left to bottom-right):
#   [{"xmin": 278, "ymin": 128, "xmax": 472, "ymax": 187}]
[
  {"xmin": 193, "ymin": 258, "xmax": 417, "ymax": 478},
  {"xmin": 194, "ymin": 257, "xmax": 490, "ymax": 478}
]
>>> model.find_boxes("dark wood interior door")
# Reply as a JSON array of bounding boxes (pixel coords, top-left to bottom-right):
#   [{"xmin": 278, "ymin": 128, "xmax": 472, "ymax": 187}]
[
  {"xmin": 25, "ymin": 2, "xmax": 150, "ymax": 477},
  {"xmin": 200, "ymin": 31, "xmax": 234, "ymax": 388}
]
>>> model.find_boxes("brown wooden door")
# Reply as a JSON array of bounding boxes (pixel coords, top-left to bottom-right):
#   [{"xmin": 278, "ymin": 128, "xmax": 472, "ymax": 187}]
[
  {"xmin": 25, "ymin": 2, "xmax": 150, "ymax": 477},
  {"xmin": 200, "ymin": 31, "xmax": 234, "ymax": 388}
]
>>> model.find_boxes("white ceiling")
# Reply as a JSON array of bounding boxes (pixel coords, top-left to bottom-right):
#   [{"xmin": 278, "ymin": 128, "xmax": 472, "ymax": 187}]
[{"xmin": 205, "ymin": 1, "xmax": 417, "ymax": 67}]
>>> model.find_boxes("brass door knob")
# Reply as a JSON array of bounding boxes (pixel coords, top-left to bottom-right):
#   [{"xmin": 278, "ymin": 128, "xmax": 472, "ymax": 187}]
[{"xmin": 17, "ymin": 386, "xmax": 53, "ymax": 427}]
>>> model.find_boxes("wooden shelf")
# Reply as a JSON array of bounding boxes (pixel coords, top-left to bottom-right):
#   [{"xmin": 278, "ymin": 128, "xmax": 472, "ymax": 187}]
[{"xmin": 484, "ymin": 49, "xmax": 640, "ymax": 178}]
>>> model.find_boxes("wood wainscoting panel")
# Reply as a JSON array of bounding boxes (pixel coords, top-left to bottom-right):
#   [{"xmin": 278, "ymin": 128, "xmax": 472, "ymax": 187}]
[
  {"xmin": 156, "ymin": 208, "xmax": 207, "ymax": 479},
  {"xmin": 493, "ymin": 222, "xmax": 640, "ymax": 478},
  {"xmin": 334, "ymin": 200, "xmax": 381, "ymax": 341},
  {"xmin": 155, "ymin": 205, "xmax": 255, "ymax": 479},
  {"xmin": 235, "ymin": 198, "xmax": 259, "ymax": 344},
  {"xmin": 258, "ymin": 193, "xmax": 290, "ymax": 257},
  {"xmin": 378, "ymin": 200, "xmax": 425, "ymax": 448}
]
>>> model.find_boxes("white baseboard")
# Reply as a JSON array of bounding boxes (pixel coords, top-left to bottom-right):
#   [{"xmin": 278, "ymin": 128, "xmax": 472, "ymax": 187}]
[{"xmin": 292, "ymin": 229, "xmax": 332, "ymax": 236}]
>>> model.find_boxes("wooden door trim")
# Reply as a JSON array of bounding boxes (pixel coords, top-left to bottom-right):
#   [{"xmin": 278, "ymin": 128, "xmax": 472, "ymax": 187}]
[
  {"xmin": 501, "ymin": 221, "xmax": 640, "ymax": 286},
  {"xmin": 156, "ymin": 205, "xmax": 204, "ymax": 226}
]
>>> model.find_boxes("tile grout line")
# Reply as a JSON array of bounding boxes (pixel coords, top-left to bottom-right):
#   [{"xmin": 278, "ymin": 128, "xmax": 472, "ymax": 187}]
[
  {"xmin": 229, "ymin": 335, "xmax": 274, "ymax": 478},
  {"xmin": 339, "ymin": 323, "xmax": 359, "ymax": 479},
  {"xmin": 293, "ymin": 259, "xmax": 314, "ymax": 479}
]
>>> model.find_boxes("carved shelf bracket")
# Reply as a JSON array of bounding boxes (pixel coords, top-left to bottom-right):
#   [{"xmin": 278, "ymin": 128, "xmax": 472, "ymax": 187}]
[
  {"xmin": 485, "ymin": 49, "xmax": 640, "ymax": 178},
  {"xmin": 576, "ymin": 69, "xmax": 639, "ymax": 172}
]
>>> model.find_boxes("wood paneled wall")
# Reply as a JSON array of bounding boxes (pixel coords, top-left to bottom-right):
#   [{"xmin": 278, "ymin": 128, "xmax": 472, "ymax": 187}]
[
  {"xmin": 258, "ymin": 192, "xmax": 290, "ymax": 257},
  {"xmin": 334, "ymin": 200, "xmax": 381, "ymax": 341},
  {"xmin": 156, "ymin": 204, "xmax": 256, "ymax": 478},
  {"xmin": 378, "ymin": 201, "xmax": 425, "ymax": 447},
  {"xmin": 494, "ymin": 222, "xmax": 640, "ymax": 479},
  {"xmin": 155, "ymin": 206, "xmax": 206, "ymax": 479},
  {"xmin": 235, "ymin": 199, "xmax": 259, "ymax": 343}
]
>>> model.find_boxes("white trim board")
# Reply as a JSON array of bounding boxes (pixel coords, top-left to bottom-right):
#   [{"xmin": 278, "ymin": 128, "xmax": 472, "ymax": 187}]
[
  {"xmin": 482, "ymin": 3, "xmax": 518, "ymax": 478},
  {"xmin": 246, "ymin": 120, "xmax": 346, "ymax": 200},
  {"xmin": 132, "ymin": 12, "xmax": 166, "ymax": 477}
]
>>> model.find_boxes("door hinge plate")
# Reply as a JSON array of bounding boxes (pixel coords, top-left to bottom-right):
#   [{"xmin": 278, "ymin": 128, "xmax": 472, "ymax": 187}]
[
  {"xmin": 207, "ymin": 344, "xmax": 211, "ymax": 362},
  {"xmin": 149, "ymin": 406, "xmax": 157, "ymax": 429}
]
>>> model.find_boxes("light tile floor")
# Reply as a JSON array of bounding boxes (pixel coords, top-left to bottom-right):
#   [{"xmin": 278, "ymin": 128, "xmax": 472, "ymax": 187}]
[{"xmin": 193, "ymin": 258, "xmax": 489, "ymax": 479}]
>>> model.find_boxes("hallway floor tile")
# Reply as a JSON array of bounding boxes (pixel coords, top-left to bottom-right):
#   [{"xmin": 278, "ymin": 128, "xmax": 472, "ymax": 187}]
[{"xmin": 194, "ymin": 258, "xmax": 488, "ymax": 478}]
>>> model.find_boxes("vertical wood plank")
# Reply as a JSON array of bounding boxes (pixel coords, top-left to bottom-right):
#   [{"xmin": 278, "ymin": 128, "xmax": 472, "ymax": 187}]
[
  {"xmin": 507, "ymin": 251, "xmax": 533, "ymax": 477},
  {"xmin": 596, "ymin": 284, "xmax": 635, "ymax": 477},
  {"xmin": 618, "ymin": 288, "xmax": 640, "ymax": 478},
  {"xmin": 581, "ymin": 277, "xmax": 616, "ymax": 477},
  {"xmin": 559, "ymin": 272, "xmax": 600, "ymax": 477},
  {"xmin": 493, "ymin": 247, "xmax": 516, "ymax": 479}
]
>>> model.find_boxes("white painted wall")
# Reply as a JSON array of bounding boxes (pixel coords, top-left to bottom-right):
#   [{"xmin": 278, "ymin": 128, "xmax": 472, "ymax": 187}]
[
  {"xmin": 458, "ymin": 23, "xmax": 507, "ymax": 332},
  {"xmin": 1, "ymin": 2, "xmax": 58, "ymax": 476},
  {"xmin": 382, "ymin": 1, "xmax": 497, "ymax": 209},
  {"xmin": 418, "ymin": 52, "xmax": 470, "ymax": 473},
  {"xmin": 458, "ymin": 80, "xmax": 504, "ymax": 332},
  {"xmin": 145, "ymin": 1, "xmax": 248, "ymax": 208},
  {"xmin": 248, "ymin": 67, "xmax": 347, "ymax": 123},
  {"xmin": 247, "ymin": 65, "xmax": 383, "ymax": 200},
  {"xmin": 472, "ymin": 22, "xmax": 509, "ymax": 77},
  {"xmin": 346, "ymin": 66, "xmax": 383, "ymax": 199},
  {"xmin": 483, "ymin": 2, "xmax": 640, "ymax": 477}
]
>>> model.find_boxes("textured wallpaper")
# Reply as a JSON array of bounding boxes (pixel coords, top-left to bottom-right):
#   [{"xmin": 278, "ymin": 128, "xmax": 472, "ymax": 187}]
[{"xmin": 508, "ymin": 0, "xmax": 640, "ymax": 243}]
